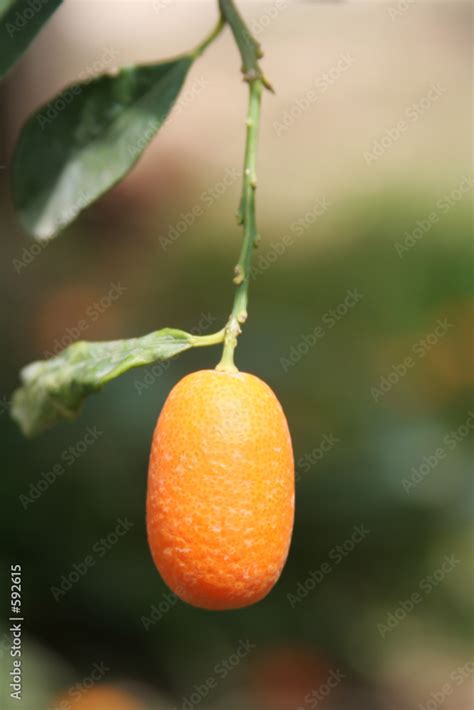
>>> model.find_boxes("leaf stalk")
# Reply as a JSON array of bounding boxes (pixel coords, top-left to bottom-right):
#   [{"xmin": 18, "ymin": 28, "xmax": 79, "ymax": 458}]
[
  {"xmin": 191, "ymin": 14, "xmax": 226, "ymax": 59},
  {"xmin": 190, "ymin": 329, "xmax": 226, "ymax": 347}
]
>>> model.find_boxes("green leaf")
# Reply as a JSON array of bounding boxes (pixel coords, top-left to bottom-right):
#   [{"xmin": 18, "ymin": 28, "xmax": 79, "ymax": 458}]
[
  {"xmin": 0, "ymin": 0, "xmax": 64, "ymax": 80},
  {"xmin": 12, "ymin": 56, "xmax": 193, "ymax": 240},
  {"xmin": 11, "ymin": 328, "xmax": 194, "ymax": 437}
]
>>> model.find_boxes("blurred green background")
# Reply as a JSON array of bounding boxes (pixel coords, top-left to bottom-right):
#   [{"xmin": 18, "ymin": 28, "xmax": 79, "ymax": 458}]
[{"xmin": 0, "ymin": 1, "xmax": 472, "ymax": 709}]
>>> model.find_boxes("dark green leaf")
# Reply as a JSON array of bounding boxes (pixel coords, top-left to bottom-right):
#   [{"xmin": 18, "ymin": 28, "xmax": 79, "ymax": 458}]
[
  {"xmin": 12, "ymin": 57, "xmax": 193, "ymax": 240},
  {"xmin": 0, "ymin": 0, "xmax": 64, "ymax": 79},
  {"xmin": 11, "ymin": 328, "xmax": 194, "ymax": 436}
]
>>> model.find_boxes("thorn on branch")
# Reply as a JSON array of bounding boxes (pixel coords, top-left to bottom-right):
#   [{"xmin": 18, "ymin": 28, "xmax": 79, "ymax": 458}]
[
  {"xmin": 243, "ymin": 68, "xmax": 260, "ymax": 83},
  {"xmin": 233, "ymin": 264, "xmax": 245, "ymax": 284}
]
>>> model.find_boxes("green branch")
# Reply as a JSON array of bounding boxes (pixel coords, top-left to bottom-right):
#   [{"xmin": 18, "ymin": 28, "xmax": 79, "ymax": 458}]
[
  {"xmin": 218, "ymin": 0, "xmax": 272, "ymax": 89},
  {"xmin": 10, "ymin": 0, "xmax": 271, "ymax": 434},
  {"xmin": 216, "ymin": 0, "xmax": 268, "ymax": 372}
]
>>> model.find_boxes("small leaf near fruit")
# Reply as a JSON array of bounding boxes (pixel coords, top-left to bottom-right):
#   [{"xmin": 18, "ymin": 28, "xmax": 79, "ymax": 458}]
[{"xmin": 11, "ymin": 328, "xmax": 194, "ymax": 436}]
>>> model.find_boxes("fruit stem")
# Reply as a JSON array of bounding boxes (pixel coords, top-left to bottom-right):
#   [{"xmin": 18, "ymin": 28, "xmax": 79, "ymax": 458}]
[{"xmin": 216, "ymin": 0, "xmax": 268, "ymax": 373}]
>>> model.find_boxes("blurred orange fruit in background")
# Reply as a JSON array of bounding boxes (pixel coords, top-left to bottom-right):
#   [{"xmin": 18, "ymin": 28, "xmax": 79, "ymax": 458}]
[
  {"xmin": 51, "ymin": 684, "xmax": 144, "ymax": 710},
  {"xmin": 250, "ymin": 645, "xmax": 335, "ymax": 710}
]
